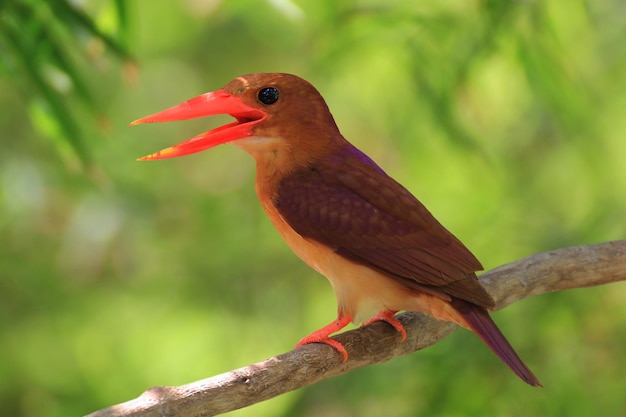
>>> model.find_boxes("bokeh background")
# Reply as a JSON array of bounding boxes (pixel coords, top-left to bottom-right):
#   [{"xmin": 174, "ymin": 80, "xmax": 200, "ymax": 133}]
[{"xmin": 1, "ymin": 1, "xmax": 625, "ymax": 416}]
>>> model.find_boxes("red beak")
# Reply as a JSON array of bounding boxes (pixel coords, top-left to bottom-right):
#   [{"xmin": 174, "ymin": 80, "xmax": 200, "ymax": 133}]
[{"xmin": 131, "ymin": 89, "xmax": 266, "ymax": 160}]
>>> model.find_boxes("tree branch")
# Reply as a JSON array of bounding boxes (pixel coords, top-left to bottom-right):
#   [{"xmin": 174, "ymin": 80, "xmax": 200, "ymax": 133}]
[{"xmin": 86, "ymin": 240, "xmax": 626, "ymax": 417}]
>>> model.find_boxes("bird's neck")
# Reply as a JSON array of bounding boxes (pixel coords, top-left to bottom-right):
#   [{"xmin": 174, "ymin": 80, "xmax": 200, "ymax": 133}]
[{"xmin": 232, "ymin": 136, "xmax": 293, "ymax": 186}]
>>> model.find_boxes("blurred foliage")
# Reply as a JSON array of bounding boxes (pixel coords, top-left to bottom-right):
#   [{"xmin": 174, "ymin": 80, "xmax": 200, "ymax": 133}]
[
  {"xmin": 1, "ymin": 1, "xmax": 625, "ymax": 417},
  {"xmin": 0, "ymin": 0, "xmax": 131, "ymax": 169}
]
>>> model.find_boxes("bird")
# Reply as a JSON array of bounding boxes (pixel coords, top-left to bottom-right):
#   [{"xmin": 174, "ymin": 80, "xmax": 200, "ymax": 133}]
[{"xmin": 131, "ymin": 73, "xmax": 541, "ymax": 387}]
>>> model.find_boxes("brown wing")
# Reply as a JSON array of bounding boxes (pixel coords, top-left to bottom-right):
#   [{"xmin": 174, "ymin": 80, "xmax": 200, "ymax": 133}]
[{"xmin": 274, "ymin": 147, "xmax": 494, "ymax": 308}]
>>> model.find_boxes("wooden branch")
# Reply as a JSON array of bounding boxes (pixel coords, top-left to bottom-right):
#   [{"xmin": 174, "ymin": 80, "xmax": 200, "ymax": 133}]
[{"xmin": 86, "ymin": 240, "xmax": 626, "ymax": 417}]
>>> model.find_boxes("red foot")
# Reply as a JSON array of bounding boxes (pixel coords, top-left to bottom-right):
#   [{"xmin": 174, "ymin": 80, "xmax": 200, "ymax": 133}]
[
  {"xmin": 295, "ymin": 316, "xmax": 352, "ymax": 362},
  {"xmin": 363, "ymin": 310, "xmax": 407, "ymax": 341}
]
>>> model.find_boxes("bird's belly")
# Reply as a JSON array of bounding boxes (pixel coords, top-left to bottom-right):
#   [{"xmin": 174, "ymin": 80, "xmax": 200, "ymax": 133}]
[
  {"xmin": 260, "ymin": 200, "xmax": 461, "ymax": 326},
  {"xmin": 323, "ymin": 255, "xmax": 460, "ymax": 325}
]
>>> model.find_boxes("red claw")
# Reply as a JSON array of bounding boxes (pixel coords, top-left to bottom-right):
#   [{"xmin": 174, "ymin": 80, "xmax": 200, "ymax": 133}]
[
  {"xmin": 295, "ymin": 316, "xmax": 352, "ymax": 362},
  {"xmin": 363, "ymin": 310, "xmax": 407, "ymax": 341}
]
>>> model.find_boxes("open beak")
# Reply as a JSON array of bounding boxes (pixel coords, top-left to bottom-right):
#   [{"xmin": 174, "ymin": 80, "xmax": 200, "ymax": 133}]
[{"xmin": 131, "ymin": 89, "xmax": 266, "ymax": 160}]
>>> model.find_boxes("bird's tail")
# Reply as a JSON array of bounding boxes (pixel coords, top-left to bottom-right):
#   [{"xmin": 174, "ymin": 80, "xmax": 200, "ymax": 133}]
[{"xmin": 451, "ymin": 298, "xmax": 542, "ymax": 387}]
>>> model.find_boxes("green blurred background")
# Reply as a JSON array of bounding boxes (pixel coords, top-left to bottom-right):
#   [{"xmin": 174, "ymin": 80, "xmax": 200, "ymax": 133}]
[{"xmin": 1, "ymin": 1, "xmax": 625, "ymax": 416}]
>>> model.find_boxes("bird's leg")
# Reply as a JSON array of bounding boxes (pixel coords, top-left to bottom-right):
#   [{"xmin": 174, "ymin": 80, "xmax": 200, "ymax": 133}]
[
  {"xmin": 295, "ymin": 315, "xmax": 352, "ymax": 361},
  {"xmin": 363, "ymin": 310, "xmax": 407, "ymax": 341}
]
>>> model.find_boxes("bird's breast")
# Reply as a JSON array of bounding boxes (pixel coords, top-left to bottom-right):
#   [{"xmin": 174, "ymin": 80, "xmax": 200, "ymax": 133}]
[{"xmin": 259, "ymin": 196, "xmax": 331, "ymax": 275}]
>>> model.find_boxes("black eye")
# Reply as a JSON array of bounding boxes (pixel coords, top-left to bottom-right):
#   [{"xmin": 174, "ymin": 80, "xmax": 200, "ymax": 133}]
[{"xmin": 258, "ymin": 87, "xmax": 280, "ymax": 105}]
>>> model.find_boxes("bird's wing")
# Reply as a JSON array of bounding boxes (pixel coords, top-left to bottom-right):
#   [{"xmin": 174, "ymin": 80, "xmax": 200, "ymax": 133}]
[{"xmin": 274, "ymin": 149, "xmax": 494, "ymax": 308}]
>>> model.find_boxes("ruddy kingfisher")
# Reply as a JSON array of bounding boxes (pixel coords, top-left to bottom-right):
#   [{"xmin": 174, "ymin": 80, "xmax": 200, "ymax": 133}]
[{"xmin": 131, "ymin": 73, "xmax": 541, "ymax": 386}]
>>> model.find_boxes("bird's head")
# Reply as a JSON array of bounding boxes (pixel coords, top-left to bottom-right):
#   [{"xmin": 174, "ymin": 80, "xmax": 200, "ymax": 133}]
[{"xmin": 132, "ymin": 73, "xmax": 342, "ymax": 166}]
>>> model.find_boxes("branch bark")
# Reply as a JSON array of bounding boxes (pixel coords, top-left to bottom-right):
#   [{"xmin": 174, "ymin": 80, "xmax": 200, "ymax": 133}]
[{"xmin": 86, "ymin": 240, "xmax": 626, "ymax": 417}]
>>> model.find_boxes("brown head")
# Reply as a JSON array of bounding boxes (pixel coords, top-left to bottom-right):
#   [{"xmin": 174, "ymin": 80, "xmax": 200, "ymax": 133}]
[{"xmin": 132, "ymin": 73, "xmax": 344, "ymax": 170}]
